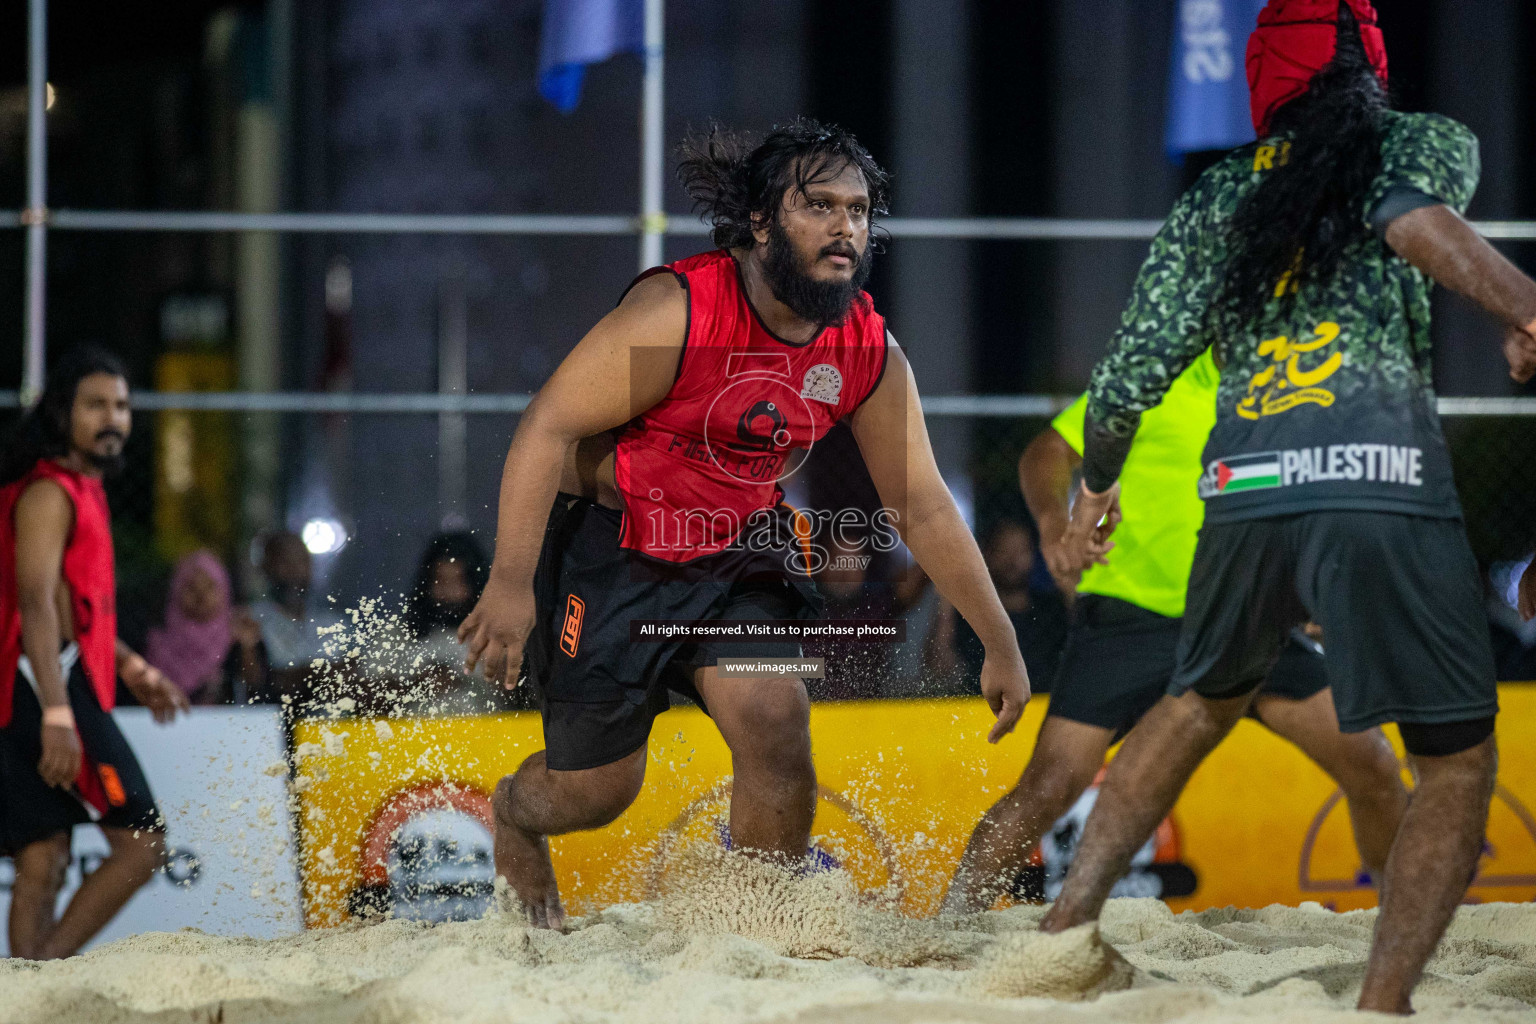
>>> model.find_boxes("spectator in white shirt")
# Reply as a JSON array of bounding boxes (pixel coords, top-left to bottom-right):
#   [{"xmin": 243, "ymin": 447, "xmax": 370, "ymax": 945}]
[{"xmin": 244, "ymin": 531, "xmax": 341, "ymax": 703}]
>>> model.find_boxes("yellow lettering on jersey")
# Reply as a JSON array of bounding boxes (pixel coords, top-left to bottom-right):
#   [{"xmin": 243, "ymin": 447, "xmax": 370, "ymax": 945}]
[
  {"xmin": 1236, "ymin": 321, "xmax": 1344, "ymax": 420},
  {"xmin": 1253, "ymin": 145, "xmax": 1275, "ymax": 172}
]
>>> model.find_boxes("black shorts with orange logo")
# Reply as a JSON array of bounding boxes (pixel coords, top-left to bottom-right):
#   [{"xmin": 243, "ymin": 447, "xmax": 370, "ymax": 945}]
[
  {"xmin": 0, "ymin": 653, "xmax": 163, "ymax": 854},
  {"xmin": 522, "ymin": 493, "xmax": 823, "ymax": 771}
]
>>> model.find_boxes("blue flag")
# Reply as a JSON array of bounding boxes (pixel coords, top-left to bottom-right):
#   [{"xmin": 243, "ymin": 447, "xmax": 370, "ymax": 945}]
[
  {"xmin": 1165, "ymin": 0, "xmax": 1267, "ymax": 157},
  {"xmin": 538, "ymin": 0, "xmax": 645, "ymax": 114}
]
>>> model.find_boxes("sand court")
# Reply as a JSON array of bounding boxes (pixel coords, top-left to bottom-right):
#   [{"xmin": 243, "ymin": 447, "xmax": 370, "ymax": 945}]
[{"xmin": 7, "ymin": 856, "xmax": 1536, "ymax": 1024}]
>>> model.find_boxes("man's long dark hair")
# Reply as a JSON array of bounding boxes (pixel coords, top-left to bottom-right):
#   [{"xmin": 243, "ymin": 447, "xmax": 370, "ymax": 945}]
[
  {"xmin": 677, "ymin": 117, "xmax": 891, "ymax": 251},
  {"xmin": 1218, "ymin": 3, "xmax": 1388, "ymax": 328},
  {"xmin": 0, "ymin": 345, "xmax": 129, "ymax": 486}
]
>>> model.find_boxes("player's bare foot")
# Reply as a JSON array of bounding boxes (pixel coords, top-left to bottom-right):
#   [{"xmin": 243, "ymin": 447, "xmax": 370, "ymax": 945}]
[{"xmin": 494, "ymin": 795, "xmax": 567, "ymax": 930}]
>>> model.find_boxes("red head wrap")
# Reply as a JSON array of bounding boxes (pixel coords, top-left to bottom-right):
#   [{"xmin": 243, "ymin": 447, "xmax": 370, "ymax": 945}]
[{"xmin": 1245, "ymin": 0, "xmax": 1388, "ymax": 136}]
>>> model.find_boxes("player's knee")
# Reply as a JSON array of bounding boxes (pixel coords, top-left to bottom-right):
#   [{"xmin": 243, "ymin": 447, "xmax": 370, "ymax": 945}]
[
  {"xmin": 734, "ymin": 715, "xmax": 814, "ymax": 793},
  {"xmin": 754, "ymin": 683, "xmax": 811, "ymax": 737},
  {"xmin": 1189, "ymin": 690, "xmax": 1255, "ymax": 735},
  {"xmin": 113, "ymin": 829, "xmax": 167, "ymax": 883},
  {"xmin": 1023, "ymin": 763, "xmax": 1095, "ymax": 820},
  {"xmin": 738, "ymin": 687, "xmax": 812, "ymax": 764},
  {"xmin": 492, "ymin": 774, "xmax": 520, "ymax": 828},
  {"xmin": 493, "ymin": 752, "xmax": 553, "ymax": 824},
  {"xmin": 14, "ymin": 837, "xmax": 70, "ymax": 890},
  {"xmin": 1361, "ymin": 741, "xmax": 1408, "ymax": 796},
  {"xmin": 1326, "ymin": 732, "xmax": 1405, "ymax": 800}
]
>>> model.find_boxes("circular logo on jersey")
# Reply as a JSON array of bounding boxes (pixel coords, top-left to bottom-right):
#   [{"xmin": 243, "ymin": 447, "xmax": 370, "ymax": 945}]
[
  {"xmin": 703, "ymin": 374, "xmax": 818, "ymax": 485},
  {"xmin": 801, "ymin": 364, "xmax": 843, "ymax": 405},
  {"xmin": 736, "ymin": 399, "xmax": 790, "ymax": 451}
]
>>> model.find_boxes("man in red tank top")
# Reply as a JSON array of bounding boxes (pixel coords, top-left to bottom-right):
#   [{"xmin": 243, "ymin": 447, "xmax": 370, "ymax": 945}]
[
  {"xmin": 0, "ymin": 347, "xmax": 188, "ymax": 958},
  {"xmin": 460, "ymin": 120, "xmax": 1031, "ymax": 929}
]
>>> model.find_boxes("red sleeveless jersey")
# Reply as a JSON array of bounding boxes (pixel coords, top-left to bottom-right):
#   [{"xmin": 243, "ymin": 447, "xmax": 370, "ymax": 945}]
[
  {"xmin": 0, "ymin": 460, "xmax": 119, "ymax": 728},
  {"xmin": 614, "ymin": 250, "xmax": 889, "ymax": 562}
]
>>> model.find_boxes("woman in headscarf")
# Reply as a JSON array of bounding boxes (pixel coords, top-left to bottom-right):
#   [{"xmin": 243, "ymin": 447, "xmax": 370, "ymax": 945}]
[
  {"xmin": 145, "ymin": 550, "xmax": 235, "ymax": 704},
  {"xmin": 395, "ymin": 531, "xmax": 507, "ymax": 716}
]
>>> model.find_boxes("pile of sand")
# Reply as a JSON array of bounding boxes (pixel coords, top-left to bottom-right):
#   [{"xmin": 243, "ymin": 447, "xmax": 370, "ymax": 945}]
[{"xmin": 6, "ymin": 850, "xmax": 1536, "ymax": 1024}]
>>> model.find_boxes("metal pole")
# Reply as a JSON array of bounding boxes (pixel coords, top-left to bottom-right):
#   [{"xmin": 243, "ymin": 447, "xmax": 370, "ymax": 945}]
[
  {"xmin": 5, "ymin": 209, "xmax": 1536, "ymax": 241},
  {"xmin": 437, "ymin": 268, "xmax": 469, "ymax": 529},
  {"xmin": 638, "ymin": 0, "xmax": 665, "ymax": 272},
  {"xmin": 22, "ymin": 0, "xmax": 47, "ymax": 406},
  {"xmin": 3, "ymin": 390, "xmax": 1536, "ymax": 418}
]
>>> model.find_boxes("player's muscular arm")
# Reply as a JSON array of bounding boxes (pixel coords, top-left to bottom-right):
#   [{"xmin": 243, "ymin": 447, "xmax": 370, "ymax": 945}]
[
  {"xmin": 460, "ymin": 272, "xmax": 688, "ymax": 686},
  {"xmin": 13, "ymin": 479, "xmax": 83, "ymax": 787},
  {"xmin": 1019, "ymin": 427, "xmax": 1085, "ymax": 593},
  {"xmin": 1384, "ymin": 204, "xmax": 1536, "ymax": 382},
  {"xmin": 851, "ymin": 339, "xmax": 1028, "ymax": 742}
]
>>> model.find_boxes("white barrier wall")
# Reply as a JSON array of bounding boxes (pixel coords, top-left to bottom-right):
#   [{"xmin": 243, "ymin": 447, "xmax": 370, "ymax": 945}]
[{"xmin": 0, "ymin": 706, "xmax": 302, "ymax": 954}]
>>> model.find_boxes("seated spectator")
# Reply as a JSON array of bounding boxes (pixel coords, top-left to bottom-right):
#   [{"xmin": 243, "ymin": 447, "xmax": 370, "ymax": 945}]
[
  {"xmin": 881, "ymin": 558, "xmax": 961, "ymax": 698},
  {"xmin": 952, "ymin": 516, "xmax": 1068, "ymax": 693},
  {"xmin": 246, "ymin": 531, "xmax": 342, "ymax": 704},
  {"xmin": 145, "ymin": 549, "xmax": 236, "ymax": 704},
  {"xmin": 397, "ymin": 531, "xmax": 508, "ymax": 715}
]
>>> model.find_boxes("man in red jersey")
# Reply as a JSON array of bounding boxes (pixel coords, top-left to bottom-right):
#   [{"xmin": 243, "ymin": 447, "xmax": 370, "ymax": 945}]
[
  {"xmin": 460, "ymin": 119, "xmax": 1030, "ymax": 928},
  {"xmin": 0, "ymin": 347, "xmax": 188, "ymax": 958}
]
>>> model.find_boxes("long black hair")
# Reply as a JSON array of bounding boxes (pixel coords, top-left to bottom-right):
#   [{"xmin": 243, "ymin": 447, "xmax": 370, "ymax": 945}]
[
  {"xmin": 1218, "ymin": 3, "xmax": 1388, "ymax": 328},
  {"xmin": 677, "ymin": 117, "xmax": 891, "ymax": 251},
  {"xmin": 0, "ymin": 345, "xmax": 129, "ymax": 486}
]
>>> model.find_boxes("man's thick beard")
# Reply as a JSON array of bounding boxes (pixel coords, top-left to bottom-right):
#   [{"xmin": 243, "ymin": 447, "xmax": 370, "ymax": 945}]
[
  {"xmin": 84, "ymin": 450, "xmax": 126, "ymax": 479},
  {"xmin": 762, "ymin": 220, "xmax": 873, "ymax": 328}
]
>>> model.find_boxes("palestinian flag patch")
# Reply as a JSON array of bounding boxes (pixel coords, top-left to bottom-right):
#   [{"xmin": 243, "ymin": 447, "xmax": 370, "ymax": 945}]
[{"xmin": 1206, "ymin": 452, "xmax": 1282, "ymax": 496}]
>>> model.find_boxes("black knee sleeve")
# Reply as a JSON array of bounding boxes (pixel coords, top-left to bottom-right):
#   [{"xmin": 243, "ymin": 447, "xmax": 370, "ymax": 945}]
[{"xmin": 1398, "ymin": 716, "xmax": 1495, "ymax": 758}]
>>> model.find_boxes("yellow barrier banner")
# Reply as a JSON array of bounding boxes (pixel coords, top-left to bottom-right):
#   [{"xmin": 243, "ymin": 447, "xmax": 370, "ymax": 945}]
[{"xmin": 295, "ymin": 687, "xmax": 1536, "ymax": 926}]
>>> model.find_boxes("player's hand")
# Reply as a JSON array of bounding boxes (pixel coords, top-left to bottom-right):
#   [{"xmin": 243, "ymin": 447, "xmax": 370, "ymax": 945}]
[
  {"xmin": 1061, "ymin": 480, "xmax": 1122, "ymax": 572},
  {"xmin": 122, "ymin": 656, "xmax": 191, "ymax": 723},
  {"xmin": 459, "ymin": 574, "xmax": 537, "ymax": 690},
  {"xmin": 1036, "ymin": 512, "xmax": 1082, "ymax": 595},
  {"xmin": 1503, "ymin": 323, "xmax": 1536, "ymax": 384},
  {"xmin": 38, "ymin": 718, "xmax": 83, "ymax": 788},
  {"xmin": 1519, "ymin": 558, "xmax": 1536, "ymax": 622},
  {"xmin": 979, "ymin": 648, "xmax": 1030, "ymax": 744}
]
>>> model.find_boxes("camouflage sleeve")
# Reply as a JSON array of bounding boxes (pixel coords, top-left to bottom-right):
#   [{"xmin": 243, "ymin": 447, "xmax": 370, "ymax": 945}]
[
  {"xmin": 1366, "ymin": 112, "xmax": 1480, "ymax": 223},
  {"xmin": 1084, "ymin": 185, "xmax": 1218, "ymax": 440}
]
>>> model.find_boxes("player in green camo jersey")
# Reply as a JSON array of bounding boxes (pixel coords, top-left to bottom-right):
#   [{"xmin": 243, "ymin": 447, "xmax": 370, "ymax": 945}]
[
  {"xmin": 943, "ymin": 351, "xmax": 1407, "ymax": 914},
  {"xmin": 1044, "ymin": 2, "xmax": 1536, "ymax": 1013}
]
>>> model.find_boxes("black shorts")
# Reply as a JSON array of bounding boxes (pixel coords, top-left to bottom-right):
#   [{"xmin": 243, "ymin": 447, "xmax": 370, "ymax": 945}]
[
  {"xmin": 1171, "ymin": 511, "xmax": 1498, "ymax": 732},
  {"xmin": 523, "ymin": 494, "xmax": 822, "ymax": 771},
  {"xmin": 0, "ymin": 650, "xmax": 162, "ymax": 854},
  {"xmin": 1046, "ymin": 594, "xmax": 1327, "ymax": 740}
]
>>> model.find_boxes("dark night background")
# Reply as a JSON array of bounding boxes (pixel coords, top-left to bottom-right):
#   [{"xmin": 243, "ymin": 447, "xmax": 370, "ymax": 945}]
[{"xmin": 0, "ymin": 1, "xmax": 1532, "ymax": 634}]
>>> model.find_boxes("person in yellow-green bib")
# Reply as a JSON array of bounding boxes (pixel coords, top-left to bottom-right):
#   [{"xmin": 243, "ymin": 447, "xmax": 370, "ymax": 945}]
[{"xmin": 943, "ymin": 349, "xmax": 1409, "ymax": 913}]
